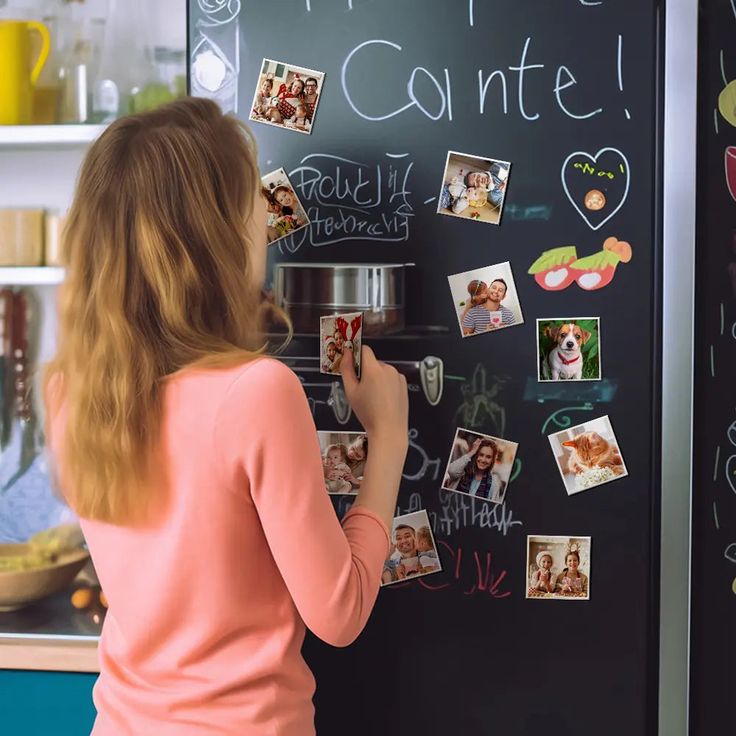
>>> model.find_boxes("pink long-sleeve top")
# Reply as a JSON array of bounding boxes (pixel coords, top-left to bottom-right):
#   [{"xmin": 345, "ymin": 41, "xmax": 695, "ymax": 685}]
[{"xmin": 46, "ymin": 358, "xmax": 390, "ymax": 735}]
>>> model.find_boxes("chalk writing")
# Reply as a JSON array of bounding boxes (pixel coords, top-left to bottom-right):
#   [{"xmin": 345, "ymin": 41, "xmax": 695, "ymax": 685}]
[
  {"xmin": 617, "ymin": 34, "xmax": 631, "ymax": 119},
  {"xmin": 403, "ymin": 429, "xmax": 443, "ymax": 482},
  {"xmin": 437, "ymin": 489, "xmax": 523, "ymax": 537},
  {"xmin": 341, "ymin": 40, "xmax": 453, "ymax": 122},
  {"xmin": 561, "ymin": 147, "xmax": 631, "ymax": 231},
  {"xmin": 453, "ymin": 364, "xmax": 510, "ymax": 437},
  {"xmin": 341, "ymin": 35, "xmax": 628, "ymax": 123},
  {"xmin": 387, "ymin": 540, "xmax": 511, "ymax": 598},
  {"xmin": 197, "ymin": 0, "xmax": 241, "ymax": 26},
  {"xmin": 395, "ymin": 492, "xmax": 437, "ymax": 530},
  {"xmin": 541, "ymin": 403, "xmax": 594, "ymax": 435},
  {"xmin": 281, "ymin": 152, "xmax": 413, "ymax": 250}
]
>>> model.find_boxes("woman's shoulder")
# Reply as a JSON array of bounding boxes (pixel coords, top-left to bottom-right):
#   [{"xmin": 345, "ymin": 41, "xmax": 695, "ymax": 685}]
[{"xmin": 223, "ymin": 357, "xmax": 301, "ymax": 397}]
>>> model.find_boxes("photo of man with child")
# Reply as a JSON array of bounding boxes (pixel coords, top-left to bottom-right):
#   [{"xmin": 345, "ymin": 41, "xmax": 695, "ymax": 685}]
[
  {"xmin": 437, "ymin": 151, "xmax": 511, "ymax": 225},
  {"xmin": 447, "ymin": 262, "xmax": 524, "ymax": 338},
  {"xmin": 317, "ymin": 432, "xmax": 368, "ymax": 495},
  {"xmin": 526, "ymin": 536, "xmax": 591, "ymax": 600},
  {"xmin": 261, "ymin": 168, "xmax": 310, "ymax": 245},
  {"xmin": 250, "ymin": 58, "xmax": 324, "ymax": 135},
  {"xmin": 381, "ymin": 511, "xmax": 442, "ymax": 586},
  {"xmin": 319, "ymin": 312, "xmax": 363, "ymax": 377}
]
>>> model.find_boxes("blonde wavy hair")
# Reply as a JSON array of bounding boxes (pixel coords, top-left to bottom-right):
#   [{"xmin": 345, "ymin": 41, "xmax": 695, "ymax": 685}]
[{"xmin": 45, "ymin": 97, "xmax": 289, "ymax": 525}]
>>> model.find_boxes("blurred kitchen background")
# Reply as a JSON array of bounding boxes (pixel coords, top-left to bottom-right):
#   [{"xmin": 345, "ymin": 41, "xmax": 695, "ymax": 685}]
[{"xmin": 0, "ymin": 0, "xmax": 185, "ymax": 645}]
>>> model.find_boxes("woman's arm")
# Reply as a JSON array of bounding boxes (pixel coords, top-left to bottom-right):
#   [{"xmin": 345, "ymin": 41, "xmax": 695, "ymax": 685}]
[{"xmin": 217, "ymin": 359, "xmax": 391, "ymax": 648}]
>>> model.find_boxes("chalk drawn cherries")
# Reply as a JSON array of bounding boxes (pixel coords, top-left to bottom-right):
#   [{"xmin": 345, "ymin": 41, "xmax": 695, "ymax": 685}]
[{"xmin": 528, "ymin": 237, "xmax": 633, "ymax": 292}]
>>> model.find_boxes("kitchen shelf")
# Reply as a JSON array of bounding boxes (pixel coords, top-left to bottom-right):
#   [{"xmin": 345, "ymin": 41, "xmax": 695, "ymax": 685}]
[
  {"xmin": 0, "ymin": 267, "xmax": 65, "ymax": 285},
  {"xmin": 0, "ymin": 125, "xmax": 105, "ymax": 149}
]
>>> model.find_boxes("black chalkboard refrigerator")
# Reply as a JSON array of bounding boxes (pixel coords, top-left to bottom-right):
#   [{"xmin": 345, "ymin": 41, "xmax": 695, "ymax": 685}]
[{"xmin": 188, "ymin": 2, "xmax": 663, "ymax": 734}]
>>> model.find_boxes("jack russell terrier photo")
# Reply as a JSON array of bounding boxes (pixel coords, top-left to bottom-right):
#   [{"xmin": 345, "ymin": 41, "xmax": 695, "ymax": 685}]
[{"xmin": 538, "ymin": 318, "xmax": 600, "ymax": 381}]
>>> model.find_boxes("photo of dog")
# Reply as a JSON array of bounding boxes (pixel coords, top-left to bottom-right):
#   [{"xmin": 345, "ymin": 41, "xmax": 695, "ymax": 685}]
[
  {"xmin": 548, "ymin": 416, "xmax": 627, "ymax": 495},
  {"xmin": 537, "ymin": 318, "xmax": 601, "ymax": 381}
]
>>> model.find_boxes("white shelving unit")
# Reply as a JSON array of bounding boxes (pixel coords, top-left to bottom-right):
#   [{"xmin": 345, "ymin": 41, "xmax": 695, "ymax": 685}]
[
  {"xmin": 0, "ymin": 125, "xmax": 105, "ymax": 149},
  {"xmin": 0, "ymin": 267, "xmax": 65, "ymax": 285}
]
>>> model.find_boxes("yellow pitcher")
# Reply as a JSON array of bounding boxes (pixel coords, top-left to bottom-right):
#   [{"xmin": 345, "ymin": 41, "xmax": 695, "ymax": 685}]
[{"xmin": 0, "ymin": 20, "xmax": 50, "ymax": 125}]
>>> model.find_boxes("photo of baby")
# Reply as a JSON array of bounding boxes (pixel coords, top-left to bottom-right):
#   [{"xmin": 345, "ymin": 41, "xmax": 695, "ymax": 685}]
[
  {"xmin": 249, "ymin": 59, "xmax": 324, "ymax": 135},
  {"xmin": 526, "ymin": 536, "xmax": 591, "ymax": 601},
  {"xmin": 437, "ymin": 151, "xmax": 511, "ymax": 225},
  {"xmin": 381, "ymin": 510, "xmax": 442, "ymax": 587},
  {"xmin": 548, "ymin": 416, "xmax": 628, "ymax": 495},
  {"xmin": 537, "ymin": 317, "xmax": 601, "ymax": 382},
  {"xmin": 317, "ymin": 432, "xmax": 368, "ymax": 495},
  {"xmin": 319, "ymin": 312, "xmax": 363, "ymax": 378},
  {"xmin": 261, "ymin": 168, "xmax": 311, "ymax": 245},
  {"xmin": 447, "ymin": 261, "xmax": 524, "ymax": 338},
  {"xmin": 441, "ymin": 427, "xmax": 519, "ymax": 505}
]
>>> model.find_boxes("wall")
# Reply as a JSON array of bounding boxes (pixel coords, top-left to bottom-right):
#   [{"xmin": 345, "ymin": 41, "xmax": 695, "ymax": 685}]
[{"xmin": 0, "ymin": 2, "xmax": 184, "ymax": 733}]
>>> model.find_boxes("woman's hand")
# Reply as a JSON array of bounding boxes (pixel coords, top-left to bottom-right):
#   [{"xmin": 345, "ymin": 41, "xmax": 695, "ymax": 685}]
[
  {"xmin": 469, "ymin": 438, "xmax": 483, "ymax": 455},
  {"xmin": 340, "ymin": 346, "xmax": 408, "ymax": 445}
]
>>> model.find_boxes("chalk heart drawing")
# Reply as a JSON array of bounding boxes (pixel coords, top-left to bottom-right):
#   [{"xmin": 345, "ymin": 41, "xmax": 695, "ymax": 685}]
[{"xmin": 561, "ymin": 147, "xmax": 630, "ymax": 231}]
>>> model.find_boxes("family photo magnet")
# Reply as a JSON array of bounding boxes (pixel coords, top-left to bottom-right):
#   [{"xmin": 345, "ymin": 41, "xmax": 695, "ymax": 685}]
[
  {"xmin": 381, "ymin": 510, "xmax": 442, "ymax": 587},
  {"xmin": 447, "ymin": 261, "xmax": 524, "ymax": 337},
  {"xmin": 526, "ymin": 535, "xmax": 591, "ymax": 601},
  {"xmin": 317, "ymin": 431, "xmax": 368, "ymax": 496},
  {"xmin": 261, "ymin": 168, "xmax": 310, "ymax": 245},
  {"xmin": 437, "ymin": 151, "xmax": 511, "ymax": 225},
  {"xmin": 319, "ymin": 312, "xmax": 363, "ymax": 378},
  {"xmin": 250, "ymin": 59, "xmax": 324, "ymax": 135}
]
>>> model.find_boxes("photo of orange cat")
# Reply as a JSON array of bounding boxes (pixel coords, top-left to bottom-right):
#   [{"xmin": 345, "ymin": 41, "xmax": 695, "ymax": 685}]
[{"xmin": 549, "ymin": 416, "xmax": 628, "ymax": 495}]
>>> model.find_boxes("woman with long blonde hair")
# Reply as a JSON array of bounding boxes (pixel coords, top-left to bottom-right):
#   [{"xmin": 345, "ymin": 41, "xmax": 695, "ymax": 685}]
[{"xmin": 44, "ymin": 97, "xmax": 408, "ymax": 735}]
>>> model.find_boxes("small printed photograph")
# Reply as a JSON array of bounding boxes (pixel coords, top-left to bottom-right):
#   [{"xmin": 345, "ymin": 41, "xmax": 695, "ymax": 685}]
[
  {"xmin": 526, "ymin": 535, "xmax": 591, "ymax": 601},
  {"xmin": 447, "ymin": 261, "xmax": 524, "ymax": 338},
  {"xmin": 317, "ymin": 431, "xmax": 368, "ymax": 495},
  {"xmin": 249, "ymin": 58, "xmax": 324, "ymax": 134},
  {"xmin": 320, "ymin": 312, "xmax": 363, "ymax": 378},
  {"xmin": 548, "ymin": 415, "xmax": 628, "ymax": 495},
  {"xmin": 437, "ymin": 150, "xmax": 511, "ymax": 225},
  {"xmin": 441, "ymin": 427, "xmax": 519, "ymax": 505},
  {"xmin": 537, "ymin": 318, "xmax": 601, "ymax": 381},
  {"xmin": 261, "ymin": 168, "xmax": 310, "ymax": 245},
  {"xmin": 381, "ymin": 510, "xmax": 443, "ymax": 587}
]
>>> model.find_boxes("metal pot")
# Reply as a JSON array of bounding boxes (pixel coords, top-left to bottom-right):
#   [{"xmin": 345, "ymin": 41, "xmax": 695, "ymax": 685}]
[{"xmin": 272, "ymin": 263, "xmax": 411, "ymax": 336}]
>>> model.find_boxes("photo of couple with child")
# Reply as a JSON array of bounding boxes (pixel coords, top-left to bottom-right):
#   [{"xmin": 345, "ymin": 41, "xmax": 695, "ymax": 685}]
[
  {"xmin": 320, "ymin": 313, "xmax": 363, "ymax": 376},
  {"xmin": 318, "ymin": 432, "xmax": 368, "ymax": 495},
  {"xmin": 448, "ymin": 262, "xmax": 524, "ymax": 338},
  {"xmin": 381, "ymin": 511, "xmax": 442, "ymax": 586},
  {"xmin": 526, "ymin": 537, "xmax": 591, "ymax": 600},
  {"xmin": 442, "ymin": 428, "xmax": 518, "ymax": 505},
  {"xmin": 261, "ymin": 168, "xmax": 310, "ymax": 245},
  {"xmin": 437, "ymin": 151, "xmax": 511, "ymax": 225},
  {"xmin": 250, "ymin": 59, "xmax": 324, "ymax": 134}
]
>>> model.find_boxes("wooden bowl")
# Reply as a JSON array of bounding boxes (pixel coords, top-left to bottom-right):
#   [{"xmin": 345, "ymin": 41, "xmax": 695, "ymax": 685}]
[{"xmin": 0, "ymin": 544, "xmax": 90, "ymax": 612}]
